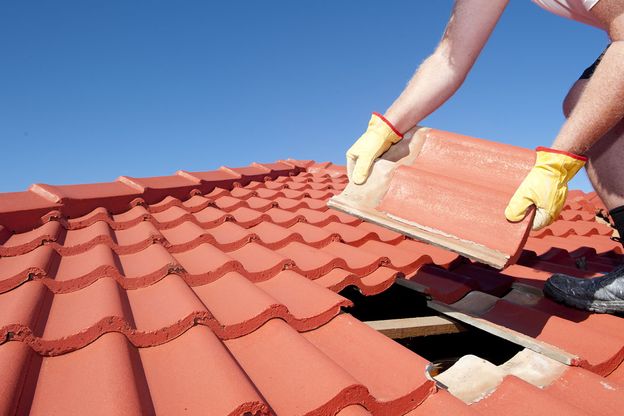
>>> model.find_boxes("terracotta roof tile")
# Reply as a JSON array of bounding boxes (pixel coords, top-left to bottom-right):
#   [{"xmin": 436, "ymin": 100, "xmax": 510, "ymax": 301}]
[
  {"xmin": 321, "ymin": 241, "xmax": 389, "ymax": 275},
  {"xmin": 356, "ymin": 220, "xmax": 405, "ymax": 244},
  {"xmin": 250, "ymin": 221, "xmax": 304, "ymax": 248},
  {"xmin": 117, "ymin": 174, "xmax": 200, "ymax": 202},
  {"xmin": 407, "ymin": 265, "xmax": 475, "ymax": 304},
  {"xmin": 225, "ymin": 318, "xmax": 369, "ymax": 415},
  {"xmin": 359, "ymin": 240, "xmax": 436, "ymax": 274},
  {"xmin": 545, "ymin": 366, "xmax": 624, "ymax": 416},
  {"xmin": 0, "ymin": 245, "xmax": 55, "ymax": 292},
  {"xmin": 28, "ymin": 333, "xmax": 152, "ymax": 415},
  {"xmin": 203, "ymin": 221, "xmax": 256, "ymax": 248},
  {"xmin": 314, "ymin": 267, "xmax": 399, "ymax": 296},
  {"xmin": 329, "ymin": 128, "xmax": 536, "ymax": 268},
  {"xmin": 530, "ymin": 219, "xmax": 613, "ymax": 237},
  {"xmin": 0, "ymin": 221, "xmax": 61, "ymax": 256},
  {"xmin": 395, "ymin": 239, "xmax": 461, "ymax": 268},
  {"xmin": 170, "ymin": 194, "xmax": 214, "ymax": 211},
  {"xmin": 405, "ymin": 389, "xmax": 480, "ymax": 416},
  {"xmin": 608, "ymin": 358, "xmax": 624, "ymax": 384},
  {"xmin": 171, "ymin": 243, "xmax": 240, "ymax": 281},
  {"xmin": 337, "ymin": 405, "xmax": 374, "ymax": 416},
  {"xmin": 227, "ymin": 242, "xmax": 292, "ymax": 280},
  {"xmin": 177, "ymin": 168, "xmax": 241, "ymax": 188},
  {"xmin": 150, "ymin": 205, "xmax": 193, "ymax": 225},
  {"xmin": 139, "ymin": 326, "xmax": 270, "ymax": 416},
  {"xmin": 276, "ymin": 241, "xmax": 342, "ymax": 279},
  {"xmin": 289, "ymin": 221, "xmax": 340, "ymax": 246},
  {"xmin": 471, "ymin": 375, "xmax": 592, "ymax": 416},
  {"xmin": 480, "ymin": 300, "xmax": 624, "ymax": 374},
  {"xmin": 191, "ymin": 205, "xmax": 231, "ymax": 227},
  {"xmin": 31, "ymin": 181, "xmax": 142, "ymax": 220},
  {"xmin": 259, "ymin": 206, "xmax": 300, "ymax": 226},
  {"xmin": 0, "ymin": 192, "xmax": 60, "ymax": 233},
  {"xmin": 302, "ymin": 314, "xmax": 435, "ymax": 413}
]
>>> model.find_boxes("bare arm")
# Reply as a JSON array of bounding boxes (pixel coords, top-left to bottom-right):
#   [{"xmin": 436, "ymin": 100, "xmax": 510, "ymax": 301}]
[
  {"xmin": 384, "ymin": 0, "xmax": 509, "ymax": 133},
  {"xmin": 551, "ymin": 0, "xmax": 624, "ymax": 154}
]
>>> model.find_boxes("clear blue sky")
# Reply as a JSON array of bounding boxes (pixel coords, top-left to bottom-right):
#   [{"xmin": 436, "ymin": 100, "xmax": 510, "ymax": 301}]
[{"xmin": 0, "ymin": 1, "xmax": 609, "ymax": 193}]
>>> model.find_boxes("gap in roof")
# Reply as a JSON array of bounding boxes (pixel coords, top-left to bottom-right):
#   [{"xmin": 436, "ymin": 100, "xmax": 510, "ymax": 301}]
[{"xmin": 339, "ymin": 283, "xmax": 524, "ymax": 370}]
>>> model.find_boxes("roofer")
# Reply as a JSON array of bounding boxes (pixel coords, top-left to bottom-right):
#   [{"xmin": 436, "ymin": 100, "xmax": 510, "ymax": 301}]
[{"xmin": 346, "ymin": 0, "xmax": 624, "ymax": 313}]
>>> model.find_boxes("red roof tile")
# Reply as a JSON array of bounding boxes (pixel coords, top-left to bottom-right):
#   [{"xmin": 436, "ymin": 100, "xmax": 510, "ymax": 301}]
[
  {"xmin": 471, "ymin": 375, "xmax": 594, "ymax": 416},
  {"xmin": 480, "ymin": 300, "xmax": 624, "ymax": 374},
  {"xmin": 329, "ymin": 128, "xmax": 536, "ymax": 268},
  {"xmin": 405, "ymin": 389, "xmax": 480, "ymax": 416},
  {"xmin": 1, "ymin": 154, "xmax": 623, "ymax": 415}
]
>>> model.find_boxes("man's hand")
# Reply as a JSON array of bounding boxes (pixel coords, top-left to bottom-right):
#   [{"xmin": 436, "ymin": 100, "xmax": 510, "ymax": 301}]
[
  {"xmin": 346, "ymin": 113, "xmax": 403, "ymax": 185},
  {"xmin": 505, "ymin": 147, "xmax": 587, "ymax": 230}
]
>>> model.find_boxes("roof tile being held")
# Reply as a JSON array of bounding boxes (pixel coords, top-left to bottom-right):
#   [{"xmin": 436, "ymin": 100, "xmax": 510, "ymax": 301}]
[{"xmin": 329, "ymin": 127, "xmax": 536, "ymax": 269}]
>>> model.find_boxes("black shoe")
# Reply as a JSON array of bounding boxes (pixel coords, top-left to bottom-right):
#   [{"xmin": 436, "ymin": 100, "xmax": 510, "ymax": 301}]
[{"xmin": 543, "ymin": 264, "xmax": 624, "ymax": 314}]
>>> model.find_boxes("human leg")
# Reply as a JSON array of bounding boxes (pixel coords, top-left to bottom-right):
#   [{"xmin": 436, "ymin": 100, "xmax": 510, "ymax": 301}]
[
  {"xmin": 562, "ymin": 79, "xmax": 624, "ymax": 236},
  {"xmin": 543, "ymin": 59, "xmax": 624, "ymax": 313}
]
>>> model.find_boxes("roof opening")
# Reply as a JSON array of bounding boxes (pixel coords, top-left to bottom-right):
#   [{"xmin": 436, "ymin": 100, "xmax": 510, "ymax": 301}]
[
  {"xmin": 339, "ymin": 283, "xmax": 523, "ymax": 374},
  {"xmin": 339, "ymin": 284, "xmax": 431, "ymax": 321}
]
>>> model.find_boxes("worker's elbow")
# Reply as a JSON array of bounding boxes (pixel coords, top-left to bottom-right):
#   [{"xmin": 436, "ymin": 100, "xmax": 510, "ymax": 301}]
[
  {"xmin": 444, "ymin": 63, "xmax": 470, "ymax": 92},
  {"xmin": 450, "ymin": 69, "xmax": 469, "ymax": 88},
  {"xmin": 427, "ymin": 50, "xmax": 470, "ymax": 88}
]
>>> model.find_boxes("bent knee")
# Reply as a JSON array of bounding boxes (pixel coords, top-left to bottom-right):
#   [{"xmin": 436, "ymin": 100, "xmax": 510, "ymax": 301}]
[{"xmin": 562, "ymin": 79, "xmax": 588, "ymax": 118}]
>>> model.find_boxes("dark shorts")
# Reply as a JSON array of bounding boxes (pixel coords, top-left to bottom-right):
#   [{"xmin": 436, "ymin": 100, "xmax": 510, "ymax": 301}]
[{"xmin": 579, "ymin": 44, "xmax": 610, "ymax": 80}]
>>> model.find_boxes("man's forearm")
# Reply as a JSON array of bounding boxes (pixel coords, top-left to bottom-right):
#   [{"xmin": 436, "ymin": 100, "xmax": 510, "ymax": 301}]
[
  {"xmin": 381, "ymin": 0, "xmax": 509, "ymax": 134},
  {"xmin": 551, "ymin": 41, "xmax": 624, "ymax": 154},
  {"xmin": 384, "ymin": 50, "xmax": 467, "ymax": 134}
]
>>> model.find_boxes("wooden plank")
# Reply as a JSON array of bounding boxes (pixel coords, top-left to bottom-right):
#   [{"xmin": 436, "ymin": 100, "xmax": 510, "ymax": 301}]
[
  {"xmin": 395, "ymin": 277, "xmax": 430, "ymax": 295},
  {"xmin": 328, "ymin": 197, "xmax": 511, "ymax": 269},
  {"xmin": 428, "ymin": 298, "xmax": 578, "ymax": 365},
  {"xmin": 364, "ymin": 316, "xmax": 465, "ymax": 339}
]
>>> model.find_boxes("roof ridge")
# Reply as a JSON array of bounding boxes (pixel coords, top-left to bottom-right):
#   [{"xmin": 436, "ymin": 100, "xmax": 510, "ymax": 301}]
[{"xmin": 0, "ymin": 159, "xmax": 317, "ymax": 233}]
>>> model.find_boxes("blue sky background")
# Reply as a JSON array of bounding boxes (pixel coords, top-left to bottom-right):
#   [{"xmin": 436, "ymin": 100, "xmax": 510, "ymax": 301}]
[{"xmin": 0, "ymin": 1, "xmax": 609, "ymax": 192}]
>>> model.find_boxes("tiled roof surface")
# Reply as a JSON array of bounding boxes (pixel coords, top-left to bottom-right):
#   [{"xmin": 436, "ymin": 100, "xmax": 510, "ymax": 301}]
[{"xmin": 1, "ymin": 158, "xmax": 623, "ymax": 415}]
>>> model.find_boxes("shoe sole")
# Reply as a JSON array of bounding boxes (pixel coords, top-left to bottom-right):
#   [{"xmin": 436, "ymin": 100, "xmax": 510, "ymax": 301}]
[{"xmin": 543, "ymin": 282, "xmax": 624, "ymax": 314}]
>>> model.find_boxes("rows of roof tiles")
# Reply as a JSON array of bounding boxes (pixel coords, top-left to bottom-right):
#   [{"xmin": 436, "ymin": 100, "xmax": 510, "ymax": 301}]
[
  {"xmin": 1, "ymin": 159, "xmax": 623, "ymax": 415},
  {"xmin": 0, "ymin": 161, "xmax": 447, "ymax": 415},
  {"xmin": 1, "ymin": 314, "xmax": 435, "ymax": 415},
  {"xmin": 0, "ymin": 165, "xmax": 459, "ymax": 359},
  {"xmin": 0, "ymin": 161, "xmax": 323, "ymax": 232},
  {"xmin": 0, "ymin": 237, "xmax": 449, "ymax": 293}
]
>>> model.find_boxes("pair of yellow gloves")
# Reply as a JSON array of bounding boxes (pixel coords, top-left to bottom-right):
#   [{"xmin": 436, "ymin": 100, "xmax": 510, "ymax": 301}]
[{"xmin": 346, "ymin": 113, "xmax": 587, "ymax": 230}]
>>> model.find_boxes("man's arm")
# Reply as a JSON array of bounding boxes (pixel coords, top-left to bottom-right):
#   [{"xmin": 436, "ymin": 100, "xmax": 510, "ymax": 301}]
[
  {"xmin": 346, "ymin": 0, "xmax": 509, "ymax": 184},
  {"xmin": 551, "ymin": 0, "xmax": 624, "ymax": 154},
  {"xmin": 505, "ymin": 0, "xmax": 624, "ymax": 231},
  {"xmin": 384, "ymin": 0, "xmax": 510, "ymax": 133}
]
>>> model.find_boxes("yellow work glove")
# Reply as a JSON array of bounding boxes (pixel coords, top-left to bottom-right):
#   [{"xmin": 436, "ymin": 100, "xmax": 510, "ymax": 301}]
[
  {"xmin": 505, "ymin": 147, "xmax": 587, "ymax": 230},
  {"xmin": 346, "ymin": 112, "xmax": 403, "ymax": 184}
]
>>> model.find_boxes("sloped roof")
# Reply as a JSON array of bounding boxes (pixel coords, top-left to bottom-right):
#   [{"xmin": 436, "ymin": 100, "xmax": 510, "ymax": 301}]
[{"xmin": 0, "ymin": 157, "xmax": 623, "ymax": 415}]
